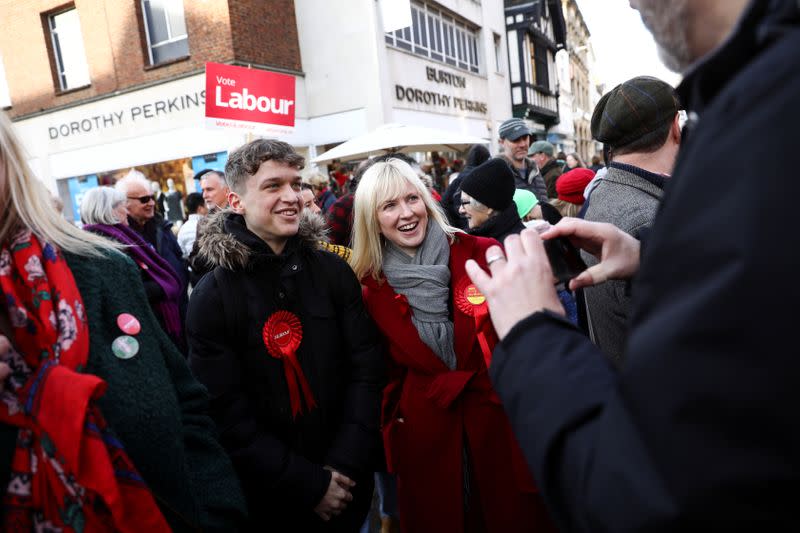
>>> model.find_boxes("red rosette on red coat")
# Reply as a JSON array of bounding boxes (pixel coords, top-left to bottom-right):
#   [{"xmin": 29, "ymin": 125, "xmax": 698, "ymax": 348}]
[
  {"xmin": 262, "ymin": 310, "xmax": 316, "ymax": 418},
  {"xmin": 453, "ymin": 277, "xmax": 493, "ymax": 368}
]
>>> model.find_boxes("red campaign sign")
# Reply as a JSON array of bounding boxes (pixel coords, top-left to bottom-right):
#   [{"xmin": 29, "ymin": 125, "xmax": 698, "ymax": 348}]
[{"xmin": 205, "ymin": 62, "xmax": 295, "ymax": 128}]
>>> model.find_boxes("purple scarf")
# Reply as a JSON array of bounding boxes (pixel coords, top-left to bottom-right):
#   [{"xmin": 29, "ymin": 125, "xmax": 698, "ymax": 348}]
[{"xmin": 84, "ymin": 223, "xmax": 183, "ymax": 340}]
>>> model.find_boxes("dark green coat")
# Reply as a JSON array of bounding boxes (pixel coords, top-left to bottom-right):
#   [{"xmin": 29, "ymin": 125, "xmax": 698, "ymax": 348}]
[{"xmin": 2, "ymin": 248, "xmax": 247, "ymax": 531}]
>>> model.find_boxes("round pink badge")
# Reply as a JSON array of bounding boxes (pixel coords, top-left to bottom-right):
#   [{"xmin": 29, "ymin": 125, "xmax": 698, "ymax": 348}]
[{"xmin": 117, "ymin": 313, "xmax": 141, "ymax": 335}]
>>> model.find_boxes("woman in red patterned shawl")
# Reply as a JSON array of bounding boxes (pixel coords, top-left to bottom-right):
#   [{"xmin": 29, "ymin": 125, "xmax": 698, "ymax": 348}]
[{"xmin": 0, "ymin": 110, "xmax": 246, "ymax": 531}]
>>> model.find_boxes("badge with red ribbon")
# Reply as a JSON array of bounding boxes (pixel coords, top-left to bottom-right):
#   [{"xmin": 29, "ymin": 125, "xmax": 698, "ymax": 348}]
[
  {"xmin": 262, "ymin": 310, "xmax": 316, "ymax": 418},
  {"xmin": 454, "ymin": 277, "xmax": 493, "ymax": 368}
]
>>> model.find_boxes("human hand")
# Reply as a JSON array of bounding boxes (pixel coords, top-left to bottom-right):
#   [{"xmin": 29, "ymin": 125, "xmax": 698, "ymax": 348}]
[
  {"xmin": 465, "ymin": 230, "xmax": 565, "ymax": 340},
  {"xmin": 540, "ymin": 218, "xmax": 640, "ymax": 291},
  {"xmin": 313, "ymin": 468, "xmax": 355, "ymax": 521}
]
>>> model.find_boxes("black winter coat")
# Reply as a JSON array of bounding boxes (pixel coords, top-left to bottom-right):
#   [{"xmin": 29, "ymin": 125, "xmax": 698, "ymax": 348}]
[
  {"xmin": 490, "ymin": 1, "xmax": 800, "ymax": 531},
  {"xmin": 187, "ymin": 211, "xmax": 385, "ymax": 532}
]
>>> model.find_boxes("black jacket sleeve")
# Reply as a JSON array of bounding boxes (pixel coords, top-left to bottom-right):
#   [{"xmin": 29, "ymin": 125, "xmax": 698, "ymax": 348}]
[
  {"xmin": 322, "ymin": 255, "xmax": 387, "ymax": 478},
  {"xmin": 499, "ymin": 310, "xmax": 694, "ymax": 531},
  {"xmin": 186, "ymin": 277, "xmax": 331, "ymax": 511}
]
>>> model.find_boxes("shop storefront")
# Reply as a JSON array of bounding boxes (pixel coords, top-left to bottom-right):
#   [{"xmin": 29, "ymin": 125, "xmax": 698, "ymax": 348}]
[{"xmin": 12, "ymin": 71, "xmax": 312, "ymax": 221}]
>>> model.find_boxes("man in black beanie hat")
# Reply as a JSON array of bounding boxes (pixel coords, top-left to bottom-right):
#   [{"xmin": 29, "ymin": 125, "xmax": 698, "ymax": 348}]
[{"xmin": 458, "ymin": 158, "xmax": 525, "ymax": 244}]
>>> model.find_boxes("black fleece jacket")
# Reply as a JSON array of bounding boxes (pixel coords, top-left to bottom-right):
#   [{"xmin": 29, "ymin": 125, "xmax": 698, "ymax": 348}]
[{"xmin": 187, "ymin": 212, "xmax": 385, "ymax": 532}]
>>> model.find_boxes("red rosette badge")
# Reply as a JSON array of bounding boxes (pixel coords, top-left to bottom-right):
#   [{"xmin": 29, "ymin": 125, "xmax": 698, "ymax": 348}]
[
  {"xmin": 263, "ymin": 311, "xmax": 316, "ymax": 418},
  {"xmin": 454, "ymin": 277, "xmax": 493, "ymax": 368},
  {"xmin": 454, "ymin": 277, "xmax": 488, "ymax": 318}
]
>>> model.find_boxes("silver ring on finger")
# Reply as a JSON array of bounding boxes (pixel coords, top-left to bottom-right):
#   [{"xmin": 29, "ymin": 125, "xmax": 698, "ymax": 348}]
[{"xmin": 486, "ymin": 253, "xmax": 506, "ymax": 266}]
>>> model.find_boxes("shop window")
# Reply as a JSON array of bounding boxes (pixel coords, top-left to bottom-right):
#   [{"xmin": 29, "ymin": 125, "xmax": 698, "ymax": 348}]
[
  {"xmin": 141, "ymin": 0, "xmax": 189, "ymax": 65},
  {"xmin": 385, "ymin": 1, "xmax": 481, "ymax": 74},
  {"xmin": 47, "ymin": 7, "xmax": 91, "ymax": 91},
  {"xmin": 0, "ymin": 55, "xmax": 10, "ymax": 108}
]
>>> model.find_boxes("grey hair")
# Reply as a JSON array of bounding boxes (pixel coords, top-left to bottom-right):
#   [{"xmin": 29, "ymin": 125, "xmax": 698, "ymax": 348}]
[
  {"xmin": 468, "ymin": 195, "xmax": 491, "ymax": 212},
  {"xmin": 202, "ymin": 170, "xmax": 228, "ymax": 187},
  {"xmin": 115, "ymin": 169, "xmax": 151, "ymax": 194},
  {"xmin": 80, "ymin": 186, "xmax": 126, "ymax": 225}
]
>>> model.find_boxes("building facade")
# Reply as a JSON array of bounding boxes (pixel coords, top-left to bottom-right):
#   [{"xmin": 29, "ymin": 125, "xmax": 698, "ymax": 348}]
[
  {"xmin": 1, "ymin": 0, "xmax": 305, "ymax": 219},
  {"xmin": 1, "ymin": 0, "xmax": 512, "ymax": 220},
  {"xmin": 295, "ymin": 0, "xmax": 512, "ymax": 158},
  {"xmin": 561, "ymin": 0, "xmax": 593, "ymax": 161},
  {"xmin": 503, "ymin": 0, "xmax": 566, "ymax": 139},
  {"xmin": 548, "ymin": 0, "xmax": 595, "ymax": 161}
]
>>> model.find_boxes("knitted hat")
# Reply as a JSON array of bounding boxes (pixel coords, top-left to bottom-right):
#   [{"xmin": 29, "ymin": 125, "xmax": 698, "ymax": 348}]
[
  {"xmin": 591, "ymin": 76, "xmax": 680, "ymax": 149},
  {"xmin": 513, "ymin": 189, "xmax": 539, "ymax": 219},
  {"xmin": 460, "ymin": 158, "xmax": 516, "ymax": 211},
  {"xmin": 556, "ymin": 168, "xmax": 595, "ymax": 204},
  {"xmin": 498, "ymin": 118, "xmax": 530, "ymax": 141},
  {"xmin": 528, "ymin": 140, "xmax": 555, "ymax": 157}
]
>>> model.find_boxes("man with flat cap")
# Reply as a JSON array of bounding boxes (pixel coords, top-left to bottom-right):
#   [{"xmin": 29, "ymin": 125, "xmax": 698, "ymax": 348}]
[
  {"xmin": 581, "ymin": 76, "xmax": 681, "ymax": 365},
  {"xmin": 497, "ymin": 118, "xmax": 548, "ymax": 201},
  {"xmin": 528, "ymin": 140, "xmax": 562, "ymax": 199}
]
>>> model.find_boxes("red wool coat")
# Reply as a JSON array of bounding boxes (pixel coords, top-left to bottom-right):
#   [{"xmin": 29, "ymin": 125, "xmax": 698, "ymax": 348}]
[{"xmin": 362, "ymin": 232, "xmax": 556, "ymax": 533}]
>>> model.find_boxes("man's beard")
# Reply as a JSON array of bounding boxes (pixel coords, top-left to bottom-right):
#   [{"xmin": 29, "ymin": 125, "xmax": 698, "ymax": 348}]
[{"xmin": 635, "ymin": 0, "xmax": 694, "ymax": 72}]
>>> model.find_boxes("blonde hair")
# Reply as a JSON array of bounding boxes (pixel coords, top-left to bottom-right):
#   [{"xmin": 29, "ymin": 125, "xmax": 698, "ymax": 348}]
[
  {"xmin": 349, "ymin": 158, "xmax": 460, "ymax": 281},
  {"xmin": 550, "ymin": 198, "xmax": 582, "ymax": 218},
  {"xmin": 0, "ymin": 111, "xmax": 118, "ymax": 256}
]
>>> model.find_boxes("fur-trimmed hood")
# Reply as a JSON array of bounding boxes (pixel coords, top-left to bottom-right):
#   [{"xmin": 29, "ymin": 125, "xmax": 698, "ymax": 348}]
[{"xmin": 196, "ymin": 208, "xmax": 329, "ymax": 271}]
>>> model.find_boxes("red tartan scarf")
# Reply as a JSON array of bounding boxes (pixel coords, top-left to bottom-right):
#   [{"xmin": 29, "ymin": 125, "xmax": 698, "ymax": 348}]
[{"xmin": 0, "ymin": 230, "xmax": 170, "ymax": 532}]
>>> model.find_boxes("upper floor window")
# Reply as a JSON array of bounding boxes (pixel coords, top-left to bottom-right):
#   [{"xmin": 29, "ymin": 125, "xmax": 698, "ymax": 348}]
[
  {"xmin": 0, "ymin": 55, "xmax": 11, "ymax": 108},
  {"xmin": 385, "ymin": 1, "xmax": 481, "ymax": 74},
  {"xmin": 493, "ymin": 32, "xmax": 503, "ymax": 74},
  {"xmin": 530, "ymin": 39, "xmax": 550, "ymax": 90},
  {"xmin": 142, "ymin": 0, "xmax": 189, "ymax": 65},
  {"xmin": 47, "ymin": 8, "xmax": 91, "ymax": 91}
]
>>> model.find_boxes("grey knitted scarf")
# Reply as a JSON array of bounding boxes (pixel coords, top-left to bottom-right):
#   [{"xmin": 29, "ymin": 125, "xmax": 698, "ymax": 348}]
[{"xmin": 382, "ymin": 222, "xmax": 456, "ymax": 369}]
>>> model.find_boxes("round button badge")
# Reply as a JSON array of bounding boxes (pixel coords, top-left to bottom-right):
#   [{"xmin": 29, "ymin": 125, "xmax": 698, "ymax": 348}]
[
  {"xmin": 112, "ymin": 335, "xmax": 140, "ymax": 360},
  {"xmin": 464, "ymin": 284, "xmax": 486, "ymax": 306},
  {"xmin": 117, "ymin": 313, "xmax": 141, "ymax": 335}
]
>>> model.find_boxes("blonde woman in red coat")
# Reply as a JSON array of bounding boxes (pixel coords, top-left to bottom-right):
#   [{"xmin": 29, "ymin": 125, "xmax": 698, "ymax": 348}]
[{"xmin": 349, "ymin": 158, "xmax": 556, "ymax": 533}]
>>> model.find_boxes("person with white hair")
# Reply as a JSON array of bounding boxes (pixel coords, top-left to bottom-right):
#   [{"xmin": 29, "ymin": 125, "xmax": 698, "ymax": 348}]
[
  {"xmin": 116, "ymin": 170, "xmax": 188, "ymax": 323},
  {"xmin": 80, "ymin": 186, "xmax": 185, "ymax": 352}
]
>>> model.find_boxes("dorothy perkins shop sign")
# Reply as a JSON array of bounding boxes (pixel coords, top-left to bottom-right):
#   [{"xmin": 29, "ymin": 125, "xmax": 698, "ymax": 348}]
[{"xmin": 204, "ymin": 62, "xmax": 296, "ymax": 135}]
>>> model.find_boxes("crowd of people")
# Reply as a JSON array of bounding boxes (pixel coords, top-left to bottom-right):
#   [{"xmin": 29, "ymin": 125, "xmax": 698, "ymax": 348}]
[{"xmin": 0, "ymin": 0, "xmax": 798, "ymax": 530}]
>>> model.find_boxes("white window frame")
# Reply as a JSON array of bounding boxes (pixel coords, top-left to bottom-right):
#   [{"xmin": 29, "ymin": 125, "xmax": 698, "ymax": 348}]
[
  {"xmin": 48, "ymin": 8, "xmax": 91, "ymax": 91},
  {"xmin": 141, "ymin": 0, "xmax": 189, "ymax": 65},
  {"xmin": 385, "ymin": 1, "xmax": 481, "ymax": 74}
]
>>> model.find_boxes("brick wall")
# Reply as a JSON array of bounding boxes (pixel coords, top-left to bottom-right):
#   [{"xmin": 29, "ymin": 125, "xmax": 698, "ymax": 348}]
[
  {"xmin": 0, "ymin": 0, "xmax": 239, "ymax": 118},
  {"xmin": 227, "ymin": 0, "xmax": 301, "ymax": 72}
]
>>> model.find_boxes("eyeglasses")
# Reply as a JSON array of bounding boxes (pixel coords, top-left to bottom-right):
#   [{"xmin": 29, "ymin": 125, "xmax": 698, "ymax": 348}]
[{"xmin": 128, "ymin": 195, "xmax": 154, "ymax": 204}]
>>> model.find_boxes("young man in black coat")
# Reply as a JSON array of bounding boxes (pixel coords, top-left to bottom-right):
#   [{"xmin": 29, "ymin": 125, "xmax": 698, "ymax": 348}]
[
  {"xmin": 186, "ymin": 139, "xmax": 385, "ymax": 532},
  {"xmin": 466, "ymin": 0, "xmax": 800, "ymax": 531}
]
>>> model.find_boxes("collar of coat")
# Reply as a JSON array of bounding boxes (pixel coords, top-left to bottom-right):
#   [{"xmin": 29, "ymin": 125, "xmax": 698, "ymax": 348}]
[
  {"xmin": 361, "ymin": 232, "xmax": 497, "ymax": 374},
  {"xmin": 468, "ymin": 204, "xmax": 525, "ymax": 240},
  {"xmin": 678, "ymin": 0, "xmax": 799, "ymax": 116},
  {"xmin": 196, "ymin": 208, "xmax": 329, "ymax": 271}
]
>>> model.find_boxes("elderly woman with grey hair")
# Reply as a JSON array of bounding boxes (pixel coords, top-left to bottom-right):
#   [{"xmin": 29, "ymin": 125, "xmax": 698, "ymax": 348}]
[{"xmin": 80, "ymin": 186, "xmax": 184, "ymax": 349}]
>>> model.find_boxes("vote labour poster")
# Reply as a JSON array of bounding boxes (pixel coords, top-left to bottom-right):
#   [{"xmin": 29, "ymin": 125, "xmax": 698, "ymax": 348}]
[{"xmin": 205, "ymin": 62, "xmax": 296, "ymax": 135}]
